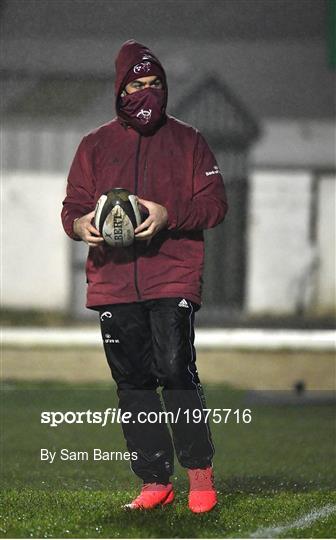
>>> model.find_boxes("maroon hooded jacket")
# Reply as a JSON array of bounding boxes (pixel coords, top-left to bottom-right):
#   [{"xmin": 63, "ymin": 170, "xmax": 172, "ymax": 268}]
[{"xmin": 61, "ymin": 40, "xmax": 228, "ymax": 309}]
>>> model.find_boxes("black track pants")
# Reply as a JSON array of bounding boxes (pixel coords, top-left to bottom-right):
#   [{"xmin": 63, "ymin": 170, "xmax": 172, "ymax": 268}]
[{"xmin": 99, "ymin": 298, "xmax": 215, "ymax": 484}]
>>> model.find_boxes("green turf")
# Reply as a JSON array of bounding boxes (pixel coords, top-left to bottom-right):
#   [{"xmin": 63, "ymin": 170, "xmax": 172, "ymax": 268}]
[{"xmin": 1, "ymin": 381, "xmax": 336, "ymax": 538}]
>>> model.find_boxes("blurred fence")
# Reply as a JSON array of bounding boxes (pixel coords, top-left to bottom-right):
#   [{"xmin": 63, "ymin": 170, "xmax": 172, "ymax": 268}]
[
  {"xmin": 2, "ymin": 76, "xmax": 263, "ymax": 323},
  {"xmin": 2, "ymin": 127, "xmax": 81, "ymax": 172},
  {"xmin": 3, "ymin": 124, "xmax": 336, "ymax": 323},
  {"xmin": 2, "ymin": 126, "xmax": 335, "ymax": 324}
]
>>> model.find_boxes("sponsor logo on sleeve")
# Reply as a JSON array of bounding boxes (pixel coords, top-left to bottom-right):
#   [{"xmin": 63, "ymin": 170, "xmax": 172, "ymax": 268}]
[{"xmin": 205, "ymin": 165, "xmax": 220, "ymax": 176}]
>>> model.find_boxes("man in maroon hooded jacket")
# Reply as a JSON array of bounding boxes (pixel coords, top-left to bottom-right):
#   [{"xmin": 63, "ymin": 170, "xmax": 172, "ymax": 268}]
[{"xmin": 62, "ymin": 40, "xmax": 228, "ymax": 512}]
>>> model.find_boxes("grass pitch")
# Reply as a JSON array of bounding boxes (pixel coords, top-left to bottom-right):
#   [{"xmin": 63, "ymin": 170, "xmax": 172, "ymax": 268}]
[{"xmin": 1, "ymin": 381, "xmax": 336, "ymax": 538}]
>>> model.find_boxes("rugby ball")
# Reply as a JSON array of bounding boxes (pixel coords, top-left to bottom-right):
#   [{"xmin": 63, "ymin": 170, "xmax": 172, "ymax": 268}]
[{"xmin": 94, "ymin": 188, "xmax": 142, "ymax": 247}]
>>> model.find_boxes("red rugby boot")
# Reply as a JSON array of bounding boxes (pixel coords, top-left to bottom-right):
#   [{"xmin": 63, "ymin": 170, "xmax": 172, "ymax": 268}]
[
  {"xmin": 123, "ymin": 482, "xmax": 174, "ymax": 510},
  {"xmin": 188, "ymin": 466, "xmax": 217, "ymax": 513}
]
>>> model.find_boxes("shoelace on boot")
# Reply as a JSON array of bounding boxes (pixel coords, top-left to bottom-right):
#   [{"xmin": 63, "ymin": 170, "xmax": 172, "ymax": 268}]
[
  {"xmin": 189, "ymin": 469, "xmax": 214, "ymax": 491},
  {"xmin": 132, "ymin": 483, "xmax": 170, "ymax": 505},
  {"xmin": 142, "ymin": 483, "xmax": 169, "ymax": 491}
]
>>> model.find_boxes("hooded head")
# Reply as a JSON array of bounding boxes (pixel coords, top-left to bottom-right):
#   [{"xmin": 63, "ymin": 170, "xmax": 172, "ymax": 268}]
[{"xmin": 115, "ymin": 40, "xmax": 168, "ymax": 135}]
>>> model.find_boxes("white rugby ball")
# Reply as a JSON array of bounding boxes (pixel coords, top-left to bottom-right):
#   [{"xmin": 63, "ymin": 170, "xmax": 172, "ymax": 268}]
[{"xmin": 94, "ymin": 188, "xmax": 141, "ymax": 247}]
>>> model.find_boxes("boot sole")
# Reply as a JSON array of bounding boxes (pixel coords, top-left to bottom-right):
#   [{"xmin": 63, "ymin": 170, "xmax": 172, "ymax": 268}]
[
  {"xmin": 189, "ymin": 500, "xmax": 217, "ymax": 513},
  {"xmin": 123, "ymin": 489, "xmax": 175, "ymax": 510}
]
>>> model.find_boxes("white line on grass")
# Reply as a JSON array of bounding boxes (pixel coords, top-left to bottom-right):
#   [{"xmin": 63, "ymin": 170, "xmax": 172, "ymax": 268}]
[
  {"xmin": 250, "ymin": 503, "xmax": 336, "ymax": 538},
  {"xmin": 2, "ymin": 327, "xmax": 335, "ymax": 351}
]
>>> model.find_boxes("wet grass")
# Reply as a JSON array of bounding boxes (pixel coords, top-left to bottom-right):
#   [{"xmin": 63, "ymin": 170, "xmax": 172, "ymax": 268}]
[
  {"xmin": 1, "ymin": 489, "xmax": 336, "ymax": 538},
  {"xmin": 1, "ymin": 381, "xmax": 335, "ymax": 538}
]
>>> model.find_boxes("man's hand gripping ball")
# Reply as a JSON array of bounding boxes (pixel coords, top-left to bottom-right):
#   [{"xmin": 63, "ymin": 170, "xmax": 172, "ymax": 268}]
[
  {"xmin": 73, "ymin": 212, "xmax": 104, "ymax": 247},
  {"xmin": 135, "ymin": 198, "xmax": 168, "ymax": 242},
  {"xmin": 73, "ymin": 196, "xmax": 168, "ymax": 247}
]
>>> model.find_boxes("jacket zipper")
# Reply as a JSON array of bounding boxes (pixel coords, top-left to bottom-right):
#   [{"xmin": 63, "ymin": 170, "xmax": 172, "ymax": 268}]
[
  {"xmin": 133, "ymin": 134, "xmax": 142, "ymax": 300},
  {"xmin": 143, "ymin": 156, "xmax": 148, "ymax": 196}
]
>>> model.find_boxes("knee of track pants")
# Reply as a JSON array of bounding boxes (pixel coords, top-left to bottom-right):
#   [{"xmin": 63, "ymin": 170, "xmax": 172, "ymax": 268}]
[
  {"xmin": 103, "ymin": 345, "xmax": 159, "ymax": 390},
  {"xmin": 156, "ymin": 351, "xmax": 198, "ymax": 390},
  {"xmin": 115, "ymin": 376, "xmax": 159, "ymax": 392}
]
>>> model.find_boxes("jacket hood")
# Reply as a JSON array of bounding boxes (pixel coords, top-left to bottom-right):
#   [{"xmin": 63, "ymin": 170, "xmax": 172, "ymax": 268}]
[{"xmin": 114, "ymin": 39, "xmax": 168, "ymax": 118}]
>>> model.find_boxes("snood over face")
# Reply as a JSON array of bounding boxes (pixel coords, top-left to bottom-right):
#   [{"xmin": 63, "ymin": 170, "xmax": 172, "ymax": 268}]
[{"xmin": 118, "ymin": 87, "xmax": 166, "ymax": 135}]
